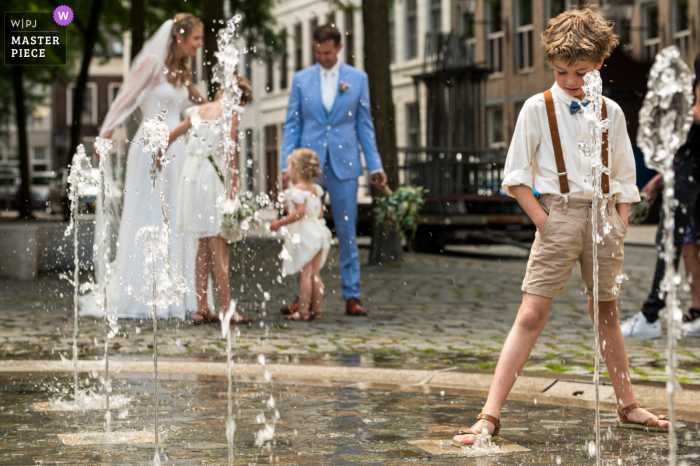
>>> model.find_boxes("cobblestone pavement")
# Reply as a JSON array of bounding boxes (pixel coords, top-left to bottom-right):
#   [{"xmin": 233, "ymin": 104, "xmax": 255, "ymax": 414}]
[
  {"xmin": 2, "ymin": 240, "xmax": 700, "ymax": 384},
  {"xmin": 2, "ymin": 372, "xmax": 696, "ymax": 465}
]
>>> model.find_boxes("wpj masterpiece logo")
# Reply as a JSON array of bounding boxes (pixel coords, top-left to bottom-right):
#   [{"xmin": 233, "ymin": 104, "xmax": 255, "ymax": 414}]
[{"xmin": 4, "ymin": 7, "xmax": 71, "ymax": 66}]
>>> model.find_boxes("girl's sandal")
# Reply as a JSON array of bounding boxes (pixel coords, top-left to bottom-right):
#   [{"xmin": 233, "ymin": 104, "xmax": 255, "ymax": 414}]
[
  {"xmin": 193, "ymin": 310, "xmax": 220, "ymax": 325},
  {"xmin": 228, "ymin": 313, "xmax": 253, "ymax": 325},
  {"xmin": 452, "ymin": 413, "xmax": 501, "ymax": 447},
  {"xmin": 617, "ymin": 402, "xmax": 668, "ymax": 431},
  {"xmin": 311, "ymin": 311, "xmax": 323, "ymax": 321},
  {"xmin": 284, "ymin": 311, "xmax": 312, "ymax": 321}
]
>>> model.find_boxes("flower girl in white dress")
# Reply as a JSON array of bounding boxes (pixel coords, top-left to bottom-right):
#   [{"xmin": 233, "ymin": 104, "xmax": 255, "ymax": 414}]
[
  {"xmin": 270, "ymin": 149, "xmax": 332, "ymax": 321},
  {"xmin": 168, "ymin": 76, "xmax": 253, "ymax": 325}
]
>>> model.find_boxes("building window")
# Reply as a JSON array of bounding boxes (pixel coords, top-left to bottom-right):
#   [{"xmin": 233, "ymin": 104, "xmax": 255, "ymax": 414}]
[
  {"xmin": 67, "ymin": 83, "xmax": 97, "ymax": 126},
  {"xmin": 516, "ymin": 0, "xmax": 534, "ymax": 71},
  {"xmin": 33, "ymin": 146, "xmax": 47, "ymax": 162},
  {"xmin": 294, "ymin": 23, "xmax": 303, "ymax": 71},
  {"xmin": 264, "ymin": 125, "xmax": 279, "ymax": 199},
  {"xmin": 430, "ymin": 0, "xmax": 441, "ymax": 34},
  {"xmin": 245, "ymin": 129, "xmax": 254, "ymax": 192},
  {"xmin": 389, "ymin": 5, "xmax": 396, "ymax": 63},
  {"xmin": 327, "ymin": 11, "xmax": 336, "ymax": 26},
  {"xmin": 310, "ymin": 17, "xmax": 319, "ymax": 64},
  {"xmin": 488, "ymin": 106, "xmax": 505, "ymax": 148},
  {"xmin": 266, "ymin": 56, "xmax": 274, "ymax": 93},
  {"xmin": 487, "ymin": 0, "xmax": 504, "ymax": 73},
  {"xmin": 461, "ymin": 11, "xmax": 476, "ymax": 61},
  {"xmin": 345, "ymin": 9, "xmax": 355, "ymax": 66},
  {"xmin": 406, "ymin": 103, "xmax": 419, "ymax": 147},
  {"xmin": 244, "ymin": 53, "xmax": 253, "ymax": 81},
  {"xmin": 406, "ymin": 0, "xmax": 418, "ymax": 59},
  {"xmin": 280, "ymin": 30, "xmax": 289, "ymax": 90},
  {"xmin": 673, "ymin": 0, "xmax": 690, "ymax": 55},
  {"xmin": 643, "ymin": 4, "xmax": 660, "ymax": 62},
  {"xmin": 107, "ymin": 83, "xmax": 121, "ymax": 108},
  {"xmin": 546, "ymin": 0, "xmax": 571, "ymax": 21}
]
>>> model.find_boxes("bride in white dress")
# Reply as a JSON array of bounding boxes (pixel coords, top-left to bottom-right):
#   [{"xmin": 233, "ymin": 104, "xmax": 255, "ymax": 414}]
[{"xmin": 81, "ymin": 14, "xmax": 206, "ymax": 319}]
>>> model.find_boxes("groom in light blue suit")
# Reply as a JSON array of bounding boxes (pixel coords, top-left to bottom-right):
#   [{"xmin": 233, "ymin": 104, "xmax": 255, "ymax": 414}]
[{"xmin": 281, "ymin": 24, "xmax": 386, "ymax": 316}]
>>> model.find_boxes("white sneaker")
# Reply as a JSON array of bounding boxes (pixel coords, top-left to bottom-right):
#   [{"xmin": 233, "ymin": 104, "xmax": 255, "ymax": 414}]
[
  {"xmin": 683, "ymin": 316, "xmax": 700, "ymax": 335},
  {"xmin": 620, "ymin": 312, "xmax": 662, "ymax": 339}
]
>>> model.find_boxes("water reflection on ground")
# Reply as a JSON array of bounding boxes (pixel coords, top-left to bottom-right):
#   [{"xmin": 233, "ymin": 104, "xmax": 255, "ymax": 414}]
[{"xmin": 0, "ymin": 372, "xmax": 696, "ymax": 464}]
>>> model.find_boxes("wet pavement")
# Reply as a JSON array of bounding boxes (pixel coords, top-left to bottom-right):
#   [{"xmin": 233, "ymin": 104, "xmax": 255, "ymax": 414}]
[
  {"xmin": 1, "ymin": 371, "xmax": 698, "ymax": 465},
  {"xmin": 1, "ymin": 240, "xmax": 700, "ymax": 385}
]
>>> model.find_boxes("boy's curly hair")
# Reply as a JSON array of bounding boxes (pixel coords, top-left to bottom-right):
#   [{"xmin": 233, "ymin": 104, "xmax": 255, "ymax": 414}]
[
  {"xmin": 542, "ymin": 8, "xmax": 619, "ymax": 66},
  {"xmin": 287, "ymin": 149, "xmax": 321, "ymax": 181}
]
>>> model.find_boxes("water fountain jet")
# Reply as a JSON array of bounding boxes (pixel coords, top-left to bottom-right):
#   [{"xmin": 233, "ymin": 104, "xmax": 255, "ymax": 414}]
[{"xmin": 637, "ymin": 46, "xmax": 694, "ymax": 466}]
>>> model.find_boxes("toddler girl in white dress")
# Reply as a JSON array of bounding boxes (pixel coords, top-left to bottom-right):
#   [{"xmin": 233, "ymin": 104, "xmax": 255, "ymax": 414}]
[
  {"xmin": 169, "ymin": 76, "xmax": 253, "ymax": 326},
  {"xmin": 270, "ymin": 149, "xmax": 332, "ymax": 321}
]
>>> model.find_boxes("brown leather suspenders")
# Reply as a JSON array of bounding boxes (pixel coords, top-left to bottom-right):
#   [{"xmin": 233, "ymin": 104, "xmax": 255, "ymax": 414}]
[{"xmin": 542, "ymin": 89, "xmax": 609, "ymax": 196}]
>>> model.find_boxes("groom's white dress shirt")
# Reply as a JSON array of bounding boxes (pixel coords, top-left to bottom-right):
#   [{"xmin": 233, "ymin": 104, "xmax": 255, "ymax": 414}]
[{"xmin": 320, "ymin": 60, "xmax": 341, "ymax": 112}]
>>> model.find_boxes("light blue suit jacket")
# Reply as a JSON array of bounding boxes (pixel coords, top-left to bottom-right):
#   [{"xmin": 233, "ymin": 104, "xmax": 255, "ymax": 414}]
[{"xmin": 281, "ymin": 62, "xmax": 383, "ymax": 180}]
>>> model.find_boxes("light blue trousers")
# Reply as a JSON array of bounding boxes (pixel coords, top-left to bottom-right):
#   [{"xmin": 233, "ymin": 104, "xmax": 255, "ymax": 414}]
[{"xmin": 321, "ymin": 164, "xmax": 361, "ymax": 300}]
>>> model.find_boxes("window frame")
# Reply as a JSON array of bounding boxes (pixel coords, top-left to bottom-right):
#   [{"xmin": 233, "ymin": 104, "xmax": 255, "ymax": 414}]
[
  {"xmin": 672, "ymin": 0, "xmax": 690, "ymax": 55},
  {"xmin": 515, "ymin": 0, "xmax": 534, "ymax": 72},
  {"xmin": 643, "ymin": 3, "xmax": 661, "ymax": 62},
  {"xmin": 280, "ymin": 29, "xmax": 289, "ymax": 90},
  {"xmin": 406, "ymin": 0, "xmax": 419, "ymax": 60},
  {"xmin": 294, "ymin": 23, "xmax": 303, "ymax": 71},
  {"xmin": 486, "ymin": 0, "xmax": 504, "ymax": 74},
  {"xmin": 66, "ymin": 82, "xmax": 97, "ymax": 126},
  {"xmin": 345, "ymin": 9, "xmax": 355, "ymax": 66},
  {"xmin": 487, "ymin": 106, "xmax": 506, "ymax": 148}
]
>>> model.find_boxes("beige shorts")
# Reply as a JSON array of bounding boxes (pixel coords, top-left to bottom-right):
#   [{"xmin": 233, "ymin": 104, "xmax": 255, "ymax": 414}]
[{"xmin": 522, "ymin": 194, "xmax": 628, "ymax": 301}]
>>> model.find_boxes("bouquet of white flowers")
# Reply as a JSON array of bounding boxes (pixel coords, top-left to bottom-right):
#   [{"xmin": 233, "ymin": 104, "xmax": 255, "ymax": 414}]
[{"xmin": 219, "ymin": 195, "xmax": 260, "ymax": 242}]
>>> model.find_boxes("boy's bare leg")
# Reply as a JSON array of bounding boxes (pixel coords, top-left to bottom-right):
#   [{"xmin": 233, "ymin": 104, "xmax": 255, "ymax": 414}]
[
  {"xmin": 454, "ymin": 293, "xmax": 552, "ymax": 443},
  {"xmin": 592, "ymin": 298, "xmax": 670, "ymax": 427}
]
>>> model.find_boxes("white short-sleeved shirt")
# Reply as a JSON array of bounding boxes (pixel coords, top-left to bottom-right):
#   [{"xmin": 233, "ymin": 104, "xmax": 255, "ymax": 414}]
[{"xmin": 502, "ymin": 82, "xmax": 641, "ymax": 204}]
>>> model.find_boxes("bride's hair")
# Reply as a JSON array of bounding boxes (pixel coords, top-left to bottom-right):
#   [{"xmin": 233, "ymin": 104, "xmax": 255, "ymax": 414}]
[
  {"xmin": 287, "ymin": 149, "xmax": 321, "ymax": 181},
  {"xmin": 165, "ymin": 13, "xmax": 202, "ymax": 87}
]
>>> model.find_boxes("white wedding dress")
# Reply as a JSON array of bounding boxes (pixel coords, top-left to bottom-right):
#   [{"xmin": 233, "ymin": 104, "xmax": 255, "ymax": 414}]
[{"xmin": 80, "ymin": 20, "xmax": 198, "ymax": 319}]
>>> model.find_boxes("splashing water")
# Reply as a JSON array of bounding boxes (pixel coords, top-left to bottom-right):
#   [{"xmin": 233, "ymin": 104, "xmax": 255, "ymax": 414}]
[
  {"xmin": 637, "ymin": 46, "xmax": 694, "ymax": 466},
  {"xmin": 64, "ymin": 144, "xmax": 95, "ymax": 404},
  {"xmin": 211, "ymin": 14, "xmax": 249, "ymax": 465},
  {"xmin": 141, "ymin": 110, "xmax": 170, "ymax": 191},
  {"xmin": 132, "ymin": 109, "xmax": 185, "ymax": 465},
  {"xmin": 580, "ymin": 70, "xmax": 611, "ymax": 466},
  {"xmin": 471, "ymin": 429, "xmax": 499, "ymax": 452},
  {"xmin": 94, "ymin": 137, "xmax": 118, "ymax": 434}
]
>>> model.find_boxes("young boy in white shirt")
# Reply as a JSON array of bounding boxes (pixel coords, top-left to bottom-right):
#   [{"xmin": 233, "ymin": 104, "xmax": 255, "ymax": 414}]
[{"xmin": 452, "ymin": 9, "xmax": 669, "ymax": 445}]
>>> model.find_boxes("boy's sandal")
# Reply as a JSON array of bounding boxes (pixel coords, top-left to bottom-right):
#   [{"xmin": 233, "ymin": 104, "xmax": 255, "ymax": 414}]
[
  {"xmin": 283, "ymin": 311, "xmax": 311, "ymax": 321},
  {"xmin": 193, "ymin": 310, "xmax": 220, "ymax": 325},
  {"xmin": 617, "ymin": 402, "xmax": 668, "ymax": 431},
  {"xmin": 452, "ymin": 413, "xmax": 501, "ymax": 447}
]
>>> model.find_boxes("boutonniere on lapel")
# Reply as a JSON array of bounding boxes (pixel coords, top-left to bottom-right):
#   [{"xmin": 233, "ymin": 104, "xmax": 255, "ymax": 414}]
[{"xmin": 339, "ymin": 81, "xmax": 350, "ymax": 95}]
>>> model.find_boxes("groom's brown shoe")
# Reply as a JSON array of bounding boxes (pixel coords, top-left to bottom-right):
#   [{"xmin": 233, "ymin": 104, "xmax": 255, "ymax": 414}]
[
  {"xmin": 281, "ymin": 297, "xmax": 299, "ymax": 316},
  {"xmin": 346, "ymin": 298, "xmax": 368, "ymax": 316}
]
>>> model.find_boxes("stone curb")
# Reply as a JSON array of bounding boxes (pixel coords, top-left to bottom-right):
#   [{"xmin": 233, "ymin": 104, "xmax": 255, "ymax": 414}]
[{"xmin": 2, "ymin": 359, "xmax": 698, "ymax": 423}]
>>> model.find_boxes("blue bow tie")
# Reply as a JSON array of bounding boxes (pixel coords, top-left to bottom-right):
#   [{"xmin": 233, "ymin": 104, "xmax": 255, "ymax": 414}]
[{"xmin": 570, "ymin": 100, "xmax": 590, "ymax": 115}]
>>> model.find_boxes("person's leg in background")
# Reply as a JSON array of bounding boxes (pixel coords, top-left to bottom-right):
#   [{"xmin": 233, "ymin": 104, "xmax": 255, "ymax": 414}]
[{"xmin": 622, "ymin": 149, "xmax": 700, "ymax": 338}]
